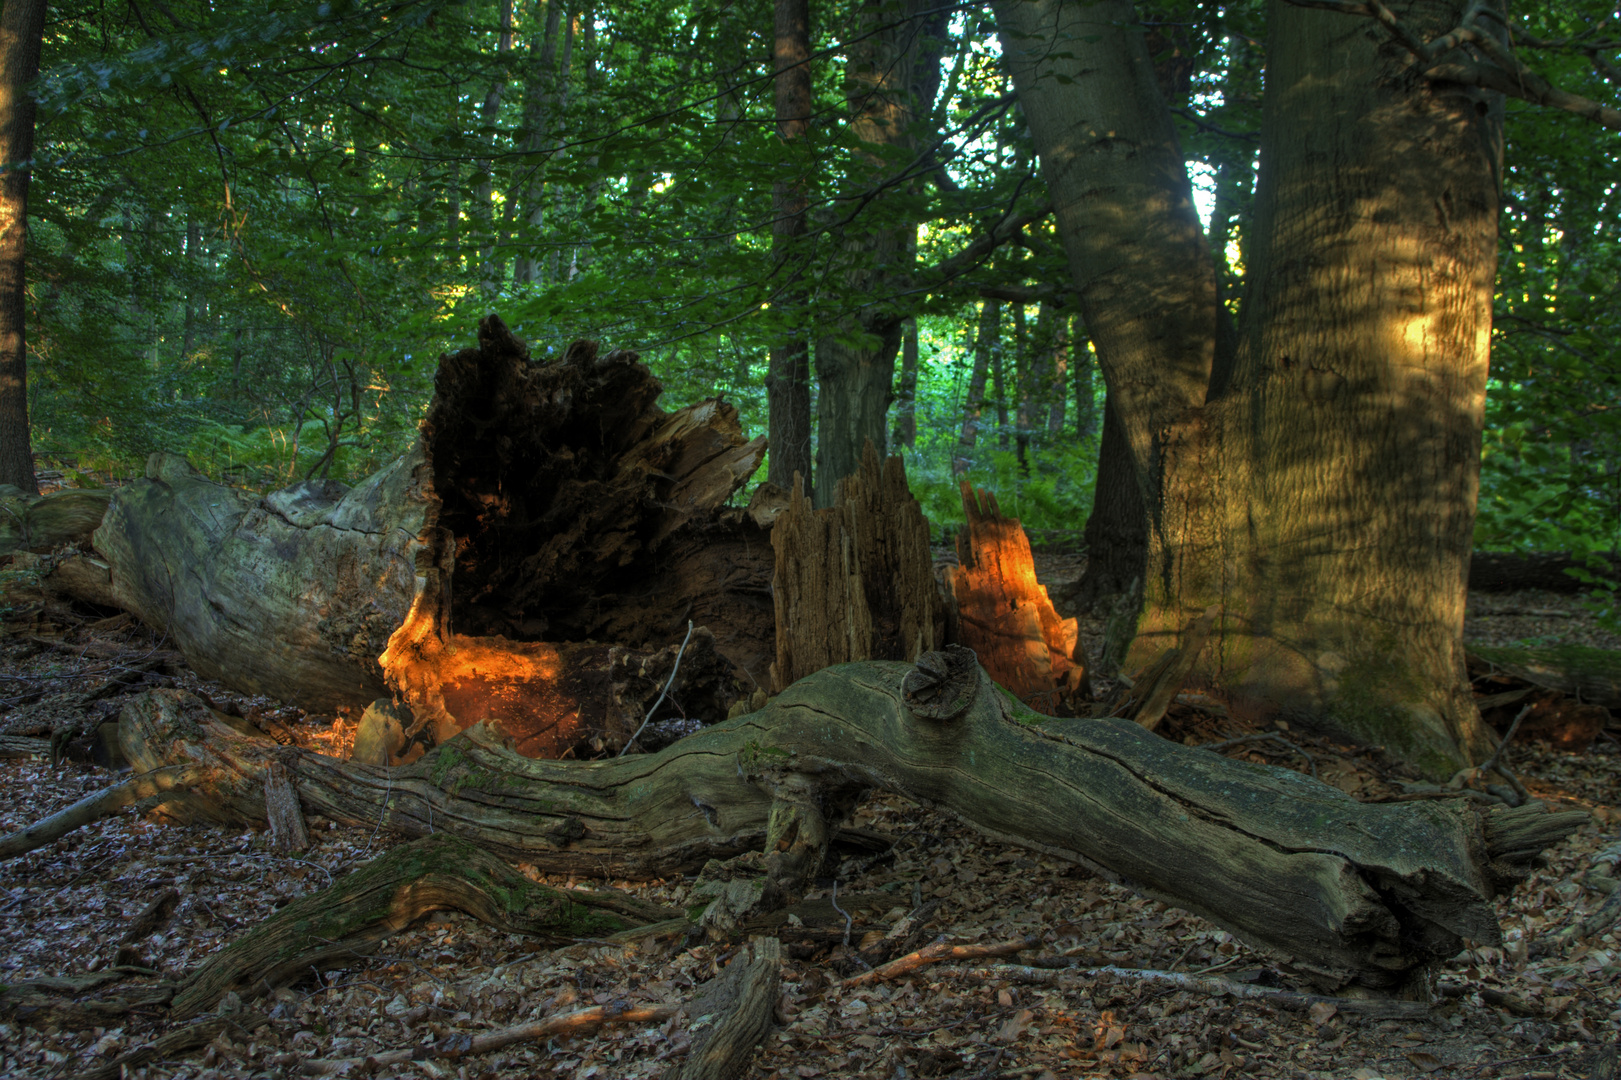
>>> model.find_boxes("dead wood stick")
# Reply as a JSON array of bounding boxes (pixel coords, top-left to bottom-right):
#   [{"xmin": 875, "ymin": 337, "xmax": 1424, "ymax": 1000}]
[
  {"xmin": 842, "ymin": 934, "xmax": 1042, "ymax": 987},
  {"xmin": 0, "ymin": 764, "xmax": 210, "ymax": 861},
  {"xmin": 67, "ymin": 1011, "xmax": 265, "ymax": 1080},
  {"xmin": 964, "ymin": 963, "xmax": 1431, "ymax": 1018},
  {"xmin": 679, "ymin": 936, "xmax": 781, "ymax": 1080},
  {"xmin": 0, "ymin": 734, "xmax": 48, "ymax": 759},
  {"xmin": 298, "ymin": 1002, "xmax": 680, "ymax": 1075},
  {"xmin": 1132, "ymin": 606, "xmax": 1220, "ymax": 731}
]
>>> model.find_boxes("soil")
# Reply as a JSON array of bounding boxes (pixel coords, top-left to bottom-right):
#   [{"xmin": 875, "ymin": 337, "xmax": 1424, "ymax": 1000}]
[{"xmin": 0, "ymin": 556, "xmax": 1616, "ymax": 1080}]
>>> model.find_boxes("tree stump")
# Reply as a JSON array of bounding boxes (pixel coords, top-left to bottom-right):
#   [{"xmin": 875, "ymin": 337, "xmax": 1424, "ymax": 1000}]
[
  {"xmin": 80, "ymin": 316, "xmax": 775, "ymax": 755},
  {"xmin": 952, "ymin": 481, "xmax": 1088, "ymax": 714},
  {"xmin": 770, "ymin": 442, "xmax": 942, "ymax": 691}
]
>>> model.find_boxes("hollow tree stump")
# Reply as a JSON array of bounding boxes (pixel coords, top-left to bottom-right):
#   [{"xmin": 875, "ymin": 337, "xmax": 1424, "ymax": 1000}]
[{"xmin": 79, "ymin": 316, "xmax": 776, "ymax": 755}]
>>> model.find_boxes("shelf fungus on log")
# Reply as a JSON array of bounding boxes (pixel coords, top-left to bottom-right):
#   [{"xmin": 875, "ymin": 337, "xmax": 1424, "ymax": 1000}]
[
  {"xmin": 6, "ymin": 649, "xmax": 1583, "ymax": 998},
  {"xmin": 77, "ymin": 315, "xmax": 775, "ymax": 757}
]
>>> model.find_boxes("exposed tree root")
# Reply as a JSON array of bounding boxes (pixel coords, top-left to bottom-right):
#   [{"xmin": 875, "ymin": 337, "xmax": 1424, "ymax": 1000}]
[{"xmin": 170, "ymin": 833, "xmax": 680, "ymax": 1019}]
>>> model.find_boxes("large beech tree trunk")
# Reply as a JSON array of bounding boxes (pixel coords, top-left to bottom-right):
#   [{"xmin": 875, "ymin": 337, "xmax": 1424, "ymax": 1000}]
[
  {"xmin": 86, "ymin": 317, "xmax": 774, "ymax": 754},
  {"xmin": 20, "ymin": 657, "xmax": 1579, "ymax": 997},
  {"xmin": 996, "ymin": 0, "xmax": 1501, "ymax": 777}
]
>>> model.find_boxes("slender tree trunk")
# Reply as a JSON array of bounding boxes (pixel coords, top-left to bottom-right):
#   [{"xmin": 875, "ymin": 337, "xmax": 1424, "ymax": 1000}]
[
  {"xmin": 813, "ymin": 0, "xmax": 947, "ymax": 506},
  {"xmin": 892, "ymin": 317, "xmax": 919, "ymax": 449},
  {"xmin": 474, "ymin": 0, "xmax": 515, "ymax": 294},
  {"xmin": 767, "ymin": 0, "xmax": 813, "ymax": 496},
  {"xmin": 990, "ymin": 324, "xmax": 1008, "ymax": 450},
  {"xmin": 954, "ymin": 300, "xmax": 998, "ymax": 475},
  {"xmin": 1072, "ymin": 321, "xmax": 1097, "ymax": 439},
  {"xmin": 511, "ymin": 0, "xmax": 564, "ymax": 286},
  {"xmin": 1045, "ymin": 305, "xmax": 1067, "ymax": 436},
  {"xmin": 1077, "ymin": 393, "xmax": 1146, "ymax": 625},
  {"xmin": 0, "ymin": 0, "xmax": 46, "ymax": 494},
  {"xmin": 998, "ymin": 0, "xmax": 1501, "ymax": 776}
]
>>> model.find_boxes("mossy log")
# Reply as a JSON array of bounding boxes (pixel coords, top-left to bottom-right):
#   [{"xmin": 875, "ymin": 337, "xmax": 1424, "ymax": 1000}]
[
  {"xmin": 170, "ymin": 832, "xmax": 678, "ymax": 1019},
  {"xmin": 1468, "ymin": 644, "xmax": 1621, "ymax": 710},
  {"xmin": 75, "ymin": 316, "xmax": 774, "ymax": 752},
  {"xmin": 5, "ymin": 652, "xmax": 1584, "ymax": 996}
]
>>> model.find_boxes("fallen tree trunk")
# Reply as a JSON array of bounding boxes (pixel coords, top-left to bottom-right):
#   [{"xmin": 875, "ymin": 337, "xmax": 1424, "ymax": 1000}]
[
  {"xmin": 6, "ymin": 653, "xmax": 1583, "ymax": 996},
  {"xmin": 77, "ymin": 317, "xmax": 775, "ymax": 752}
]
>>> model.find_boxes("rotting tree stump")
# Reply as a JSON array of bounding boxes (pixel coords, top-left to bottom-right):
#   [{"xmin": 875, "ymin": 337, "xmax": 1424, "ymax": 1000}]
[
  {"xmin": 770, "ymin": 442, "xmax": 943, "ymax": 691},
  {"xmin": 952, "ymin": 482, "xmax": 1088, "ymax": 715},
  {"xmin": 69, "ymin": 316, "xmax": 776, "ymax": 755},
  {"xmin": 2, "ymin": 653, "xmax": 1584, "ymax": 999}
]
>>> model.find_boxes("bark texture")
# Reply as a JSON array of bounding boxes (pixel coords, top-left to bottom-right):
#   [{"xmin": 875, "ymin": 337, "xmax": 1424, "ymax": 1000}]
[
  {"xmin": 770, "ymin": 443, "xmax": 940, "ymax": 691},
  {"xmin": 998, "ymin": 0, "xmax": 1503, "ymax": 777},
  {"xmin": 0, "ymin": 0, "xmax": 45, "ymax": 493},
  {"xmin": 28, "ymin": 666, "xmax": 1581, "ymax": 996},
  {"xmin": 88, "ymin": 317, "xmax": 772, "ymax": 753}
]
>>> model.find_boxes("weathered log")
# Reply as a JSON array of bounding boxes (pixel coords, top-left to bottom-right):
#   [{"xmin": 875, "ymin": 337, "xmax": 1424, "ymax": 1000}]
[
  {"xmin": 8, "ymin": 654, "xmax": 1584, "ymax": 995},
  {"xmin": 953, "ymin": 483, "xmax": 1088, "ymax": 714},
  {"xmin": 679, "ymin": 936, "xmax": 781, "ymax": 1080},
  {"xmin": 1468, "ymin": 644, "xmax": 1621, "ymax": 710},
  {"xmin": 769, "ymin": 442, "xmax": 942, "ymax": 691},
  {"xmin": 83, "ymin": 316, "xmax": 773, "ymax": 753},
  {"xmin": 0, "ymin": 486, "xmax": 111, "ymax": 557}
]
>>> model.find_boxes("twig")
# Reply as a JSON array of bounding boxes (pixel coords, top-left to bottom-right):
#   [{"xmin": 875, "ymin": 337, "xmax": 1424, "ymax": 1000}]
[
  {"xmin": 1199, "ymin": 732, "xmax": 1319, "ymax": 780},
  {"xmin": 964, "ymin": 963, "xmax": 1431, "ymax": 1018},
  {"xmin": 1478, "ymin": 703, "xmax": 1532, "ymax": 776},
  {"xmin": 830, "ymin": 878, "xmax": 853, "ymax": 948},
  {"xmin": 298, "ymin": 1002, "xmax": 680, "ymax": 1075},
  {"xmin": 843, "ymin": 934, "xmax": 1042, "ymax": 988},
  {"xmin": 620, "ymin": 620, "xmax": 694, "ymax": 757}
]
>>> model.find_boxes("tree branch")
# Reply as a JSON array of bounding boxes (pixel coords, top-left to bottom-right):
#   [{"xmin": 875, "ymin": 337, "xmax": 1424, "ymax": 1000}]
[{"xmin": 1285, "ymin": 0, "xmax": 1621, "ymax": 133}]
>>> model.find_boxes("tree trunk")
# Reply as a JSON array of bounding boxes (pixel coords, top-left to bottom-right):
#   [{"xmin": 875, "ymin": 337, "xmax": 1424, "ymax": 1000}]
[
  {"xmin": 954, "ymin": 300, "xmax": 999, "ymax": 474},
  {"xmin": 1077, "ymin": 393, "xmax": 1146, "ymax": 620},
  {"xmin": 813, "ymin": 0, "xmax": 947, "ymax": 506},
  {"xmin": 998, "ymin": 0, "xmax": 1501, "ymax": 776},
  {"xmin": 19, "ymin": 665, "xmax": 1581, "ymax": 998},
  {"xmin": 766, "ymin": 0, "xmax": 814, "ymax": 497},
  {"xmin": 893, "ymin": 317, "xmax": 919, "ymax": 450},
  {"xmin": 0, "ymin": 0, "xmax": 46, "ymax": 494},
  {"xmin": 84, "ymin": 316, "xmax": 773, "ymax": 754}
]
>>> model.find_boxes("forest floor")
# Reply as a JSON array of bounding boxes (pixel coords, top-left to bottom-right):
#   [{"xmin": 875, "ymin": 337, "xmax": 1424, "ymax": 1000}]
[{"xmin": 0, "ymin": 558, "xmax": 1616, "ymax": 1080}]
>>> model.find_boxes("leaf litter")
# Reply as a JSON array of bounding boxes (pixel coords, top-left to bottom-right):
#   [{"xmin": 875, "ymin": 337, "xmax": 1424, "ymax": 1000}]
[{"xmin": 0, "ymin": 575, "xmax": 1615, "ymax": 1079}]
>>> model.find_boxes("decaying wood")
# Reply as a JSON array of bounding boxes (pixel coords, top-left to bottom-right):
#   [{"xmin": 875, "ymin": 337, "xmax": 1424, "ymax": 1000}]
[
  {"xmin": 1097, "ymin": 606, "xmax": 1220, "ymax": 729},
  {"xmin": 0, "ymin": 486, "xmax": 111, "ymax": 557},
  {"xmin": 299, "ymin": 1002, "xmax": 681, "ymax": 1076},
  {"xmin": 679, "ymin": 936, "xmax": 782, "ymax": 1080},
  {"xmin": 770, "ymin": 442, "xmax": 941, "ymax": 691},
  {"xmin": 68, "ymin": 1010, "xmax": 266, "ymax": 1080},
  {"xmin": 845, "ymin": 934, "xmax": 1040, "ymax": 987},
  {"xmin": 952, "ymin": 482, "xmax": 1088, "ymax": 715},
  {"xmin": 1468, "ymin": 644, "xmax": 1621, "ymax": 710},
  {"xmin": 170, "ymin": 832, "xmax": 678, "ymax": 1019},
  {"xmin": 0, "ymin": 763, "xmax": 208, "ymax": 860},
  {"xmin": 6, "ymin": 653, "xmax": 1585, "ymax": 995},
  {"xmin": 0, "ymin": 734, "xmax": 46, "ymax": 758},
  {"xmin": 78, "ymin": 316, "xmax": 774, "ymax": 754},
  {"xmin": 263, "ymin": 761, "xmax": 308, "ymax": 852}
]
